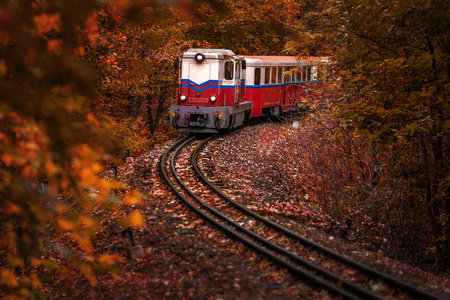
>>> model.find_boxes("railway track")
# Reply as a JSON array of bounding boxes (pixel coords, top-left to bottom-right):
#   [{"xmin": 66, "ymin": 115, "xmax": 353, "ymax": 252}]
[{"xmin": 159, "ymin": 135, "xmax": 443, "ymax": 300}]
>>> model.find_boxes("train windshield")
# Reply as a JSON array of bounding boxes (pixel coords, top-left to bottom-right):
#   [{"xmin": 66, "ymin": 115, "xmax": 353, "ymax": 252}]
[{"xmin": 188, "ymin": 62, "xmax": 211, "ymax": 84}]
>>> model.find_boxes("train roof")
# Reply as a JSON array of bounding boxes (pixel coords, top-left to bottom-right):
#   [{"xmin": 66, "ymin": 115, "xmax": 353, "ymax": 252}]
[
  {"xmin": 183, "ymin": 48, "xmax": 244, "ymax": 61},
  {"xmin": 243, "ymin": 56, "xmax": 329, "ymax": 67},
  {"xmin": 182, "ymin": 49, "xmax": 329, "ymax": 65},
  {"xmin": 186, "ymin": 48, "xmax": 236, "ymax": 56}
]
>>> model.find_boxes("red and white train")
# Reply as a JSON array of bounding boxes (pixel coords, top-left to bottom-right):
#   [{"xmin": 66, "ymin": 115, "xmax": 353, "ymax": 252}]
[{"xmin": 170, "ymin": 48, "xmax": 328, "ymax": 133}]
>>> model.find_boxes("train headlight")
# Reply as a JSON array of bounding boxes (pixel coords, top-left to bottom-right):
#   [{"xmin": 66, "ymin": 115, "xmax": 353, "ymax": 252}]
[
  {"xmin": 195, "ymin": 53, "xmax": 205, "ymax": 63},
  {"xmin": 180, "ymin": 94, "xmax": 187, "ymax": 101},
  {"xmin": 210, "ymin": 95, "xmax": 217, "ymax": 102}
]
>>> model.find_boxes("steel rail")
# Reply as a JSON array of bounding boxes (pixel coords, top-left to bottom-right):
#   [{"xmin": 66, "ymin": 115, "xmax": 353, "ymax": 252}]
[
  {"xmin": 192, "ymin": 136, "xmax": 444, "ymax": 300},
  {"xmin": 160, "ymin": 136, "xmax": 377, "ymax": 300}
]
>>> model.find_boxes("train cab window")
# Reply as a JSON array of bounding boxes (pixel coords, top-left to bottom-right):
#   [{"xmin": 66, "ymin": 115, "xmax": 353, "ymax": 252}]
[
  {"xmin": 271, "ymin": 67, "xmax": 276, "ymax": 84},
  {"xmin": 225, "ymin": 61, "xmax": 234, "ymax": 80},
  {"xmin": 254, "ymin": 68, "xmax": 261, "ymax": 85},
  {"xmin": 264, "ymin": 68, "xmax": 270, "ymax": 85},
  {"xmin": 236, "ymin": 62, "xmax": 241, "ymax": 80},
  {"xmin": 302, "ymin": 67, "xmax": 307, "ymax": 82}
]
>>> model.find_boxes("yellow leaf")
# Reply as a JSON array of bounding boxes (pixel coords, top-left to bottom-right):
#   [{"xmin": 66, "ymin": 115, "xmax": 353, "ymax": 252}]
[
  {"xmin": 129, "ymin": 210, "xmax": 145, "ymax": 228},
  {"xmin": 1, "ymin": 269, "xmax": 19, "ymax": 288},
  {"xmin": 79, "ymin": 216, "xmax": 96, "ymax": 228},
  {"xmin": 123, "ymin": 192, "xmax": 142, "ymax": 205},
  {"xmin": 78, "ymin": 166, "xmax": 100, "ymax": 187},
  {"xmin": 30, "ymin": 273, "xmax": 41, "ymax": 289}
]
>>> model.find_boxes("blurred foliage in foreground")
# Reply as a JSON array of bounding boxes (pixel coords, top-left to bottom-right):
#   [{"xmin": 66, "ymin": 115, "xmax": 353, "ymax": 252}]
[{"xmin": 0, "ymin": 1, "xmax": 150, "ymax": 297}]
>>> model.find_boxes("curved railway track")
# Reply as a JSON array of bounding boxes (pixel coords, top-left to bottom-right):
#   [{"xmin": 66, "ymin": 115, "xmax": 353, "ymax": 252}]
[{"xmin": 159, "ymin": 135, "xmax": 443, "ymax": 300}]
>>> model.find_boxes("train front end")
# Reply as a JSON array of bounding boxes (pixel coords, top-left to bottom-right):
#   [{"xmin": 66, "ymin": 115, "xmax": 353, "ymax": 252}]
[{"xmin": 170, "ymin": 49, "xmax": 252, "ymax": 134}]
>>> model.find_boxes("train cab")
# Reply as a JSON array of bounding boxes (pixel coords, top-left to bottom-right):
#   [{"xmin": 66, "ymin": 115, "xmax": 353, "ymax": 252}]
[{"xmin": 170, "ymin": 49, "xmax": 252, "ymax": 133}]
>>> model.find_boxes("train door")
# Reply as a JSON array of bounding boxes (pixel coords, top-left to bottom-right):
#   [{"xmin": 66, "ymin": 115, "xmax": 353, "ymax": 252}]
[
  {"xmin": 224, "ymin": 60, "xmax": 235, "ymax": 105},
  {"xmin": 235, "ymin": 62, "xmax": 241, "ymax": 103}
]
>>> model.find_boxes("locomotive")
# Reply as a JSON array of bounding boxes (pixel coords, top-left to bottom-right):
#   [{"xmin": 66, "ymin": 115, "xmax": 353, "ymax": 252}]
[{"xmin": 170, "ymin": 48, "xmax": 327, "ymax": 133}]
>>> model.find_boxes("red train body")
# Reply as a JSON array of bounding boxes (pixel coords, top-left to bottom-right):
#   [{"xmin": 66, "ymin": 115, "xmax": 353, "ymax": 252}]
[{"xmin": 170, "ymin": 49, "xmax": 328, "ymax": 133}]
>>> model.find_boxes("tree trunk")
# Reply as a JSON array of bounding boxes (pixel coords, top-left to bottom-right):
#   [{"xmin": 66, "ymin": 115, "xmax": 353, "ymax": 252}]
[{"xmin": 147, "ymin": 87, "xmax": 169, "ymax": 134}]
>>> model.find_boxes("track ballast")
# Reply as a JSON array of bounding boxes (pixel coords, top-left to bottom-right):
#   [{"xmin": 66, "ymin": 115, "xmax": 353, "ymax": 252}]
[{"xmin": 159, "ymin": 134, "xmax": 443, "ymax": 300}]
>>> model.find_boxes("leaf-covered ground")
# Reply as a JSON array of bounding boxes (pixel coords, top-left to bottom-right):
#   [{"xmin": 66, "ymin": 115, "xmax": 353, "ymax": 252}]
[{"xmin": 43, "ymin": 122, "xmax": 450, "ymax": 299}]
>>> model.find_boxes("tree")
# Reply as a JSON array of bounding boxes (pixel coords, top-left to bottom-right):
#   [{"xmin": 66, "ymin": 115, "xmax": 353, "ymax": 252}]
[
  {"xmin": 290, "ymin": 0, "xmax": 450, "ymax": 271},
  {"xmin": 0, "ymin": 1, "xmax": 145, "ymax": 297},
  {"xmin": 84, "ymin": 5, "xmax": 193, "ymax": 156},
  {"xmin": 184, "ymin": 0, "xmax": 302, "ymax": 55}
]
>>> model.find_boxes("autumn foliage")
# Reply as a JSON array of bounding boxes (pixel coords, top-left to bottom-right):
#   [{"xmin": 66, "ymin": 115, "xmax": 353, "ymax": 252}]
[
  {"xmin": 290, "ymin": 0, "xmax": 450, "ymax": 271},
  {"xmin": 0, "ymin": 1, "xmax": 146, "ymax": 297}
]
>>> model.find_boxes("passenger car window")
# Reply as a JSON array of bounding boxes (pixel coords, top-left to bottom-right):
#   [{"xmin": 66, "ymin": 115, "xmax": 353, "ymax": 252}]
[
  {"xmin": 254, "ymin": 68, "xmax": 261, "ymax": 85},
  {"xmin": 264, "ymin": 68, "xmax": 270, "ymax": 85},
  {"xmin": 271, "ymin": 67, "xmax": 276, "ymax": 84},
  {"xmin": 297, "ymin": 69, "xmax": 302, "ymax": 82},
  {"xmin": 285, "ymin": 67, "xmax": 291, "ymax": 83}
]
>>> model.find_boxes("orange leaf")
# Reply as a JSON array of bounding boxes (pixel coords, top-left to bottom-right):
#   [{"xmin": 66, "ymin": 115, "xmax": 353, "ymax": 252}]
[
  {"xmin": 1, "ymin": 153, "xmax": 13, "ymax": 167},
  {"xmin": 74, "ymin": 46, "xmax": 86, "ymax": 56},
  {"xmin": 86, "ymin": 113, "xmax": 100, "ymax": 129},
  {"xmin": 47, "ymin": 39, "xmax": 63, "ymax": 55},
  {"xmin": 3, "ymin": 203, "xmax": 22, "ymax": 217},
  {"xmin": 79, "ymin": 264, "xmax": 97, "ymax": 286},
  {"xmin": 129, "ymin": 210, "xmax": 145, "ymax": 228},
  {"xmin": 82, "ymin": 12, "xmax": 100, "ymax": 42},
  {"xmin": 98, "ymin": 254, "xmax": 123, "ymax": 266},
  {"xmin": 1, "ymin": 269, "xmax": 19, "ymax": 288},
  {"xmin": 79, "ymin": 216, "xmax": 96, "ymax": 228},
  {"xmin": 33, "ymin": 13, "xmax": 61, "ymax": 37},
  {"xmin": 57, "ymin": 218, "xmax": 74, "ymax": 231},
  {"xmin": 45, "ymin": 160, "xmax": 58, "ymax": 176},
  {"xmin": 72, "ymin": 233, "xmax": 93, "ymax": 254}
]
